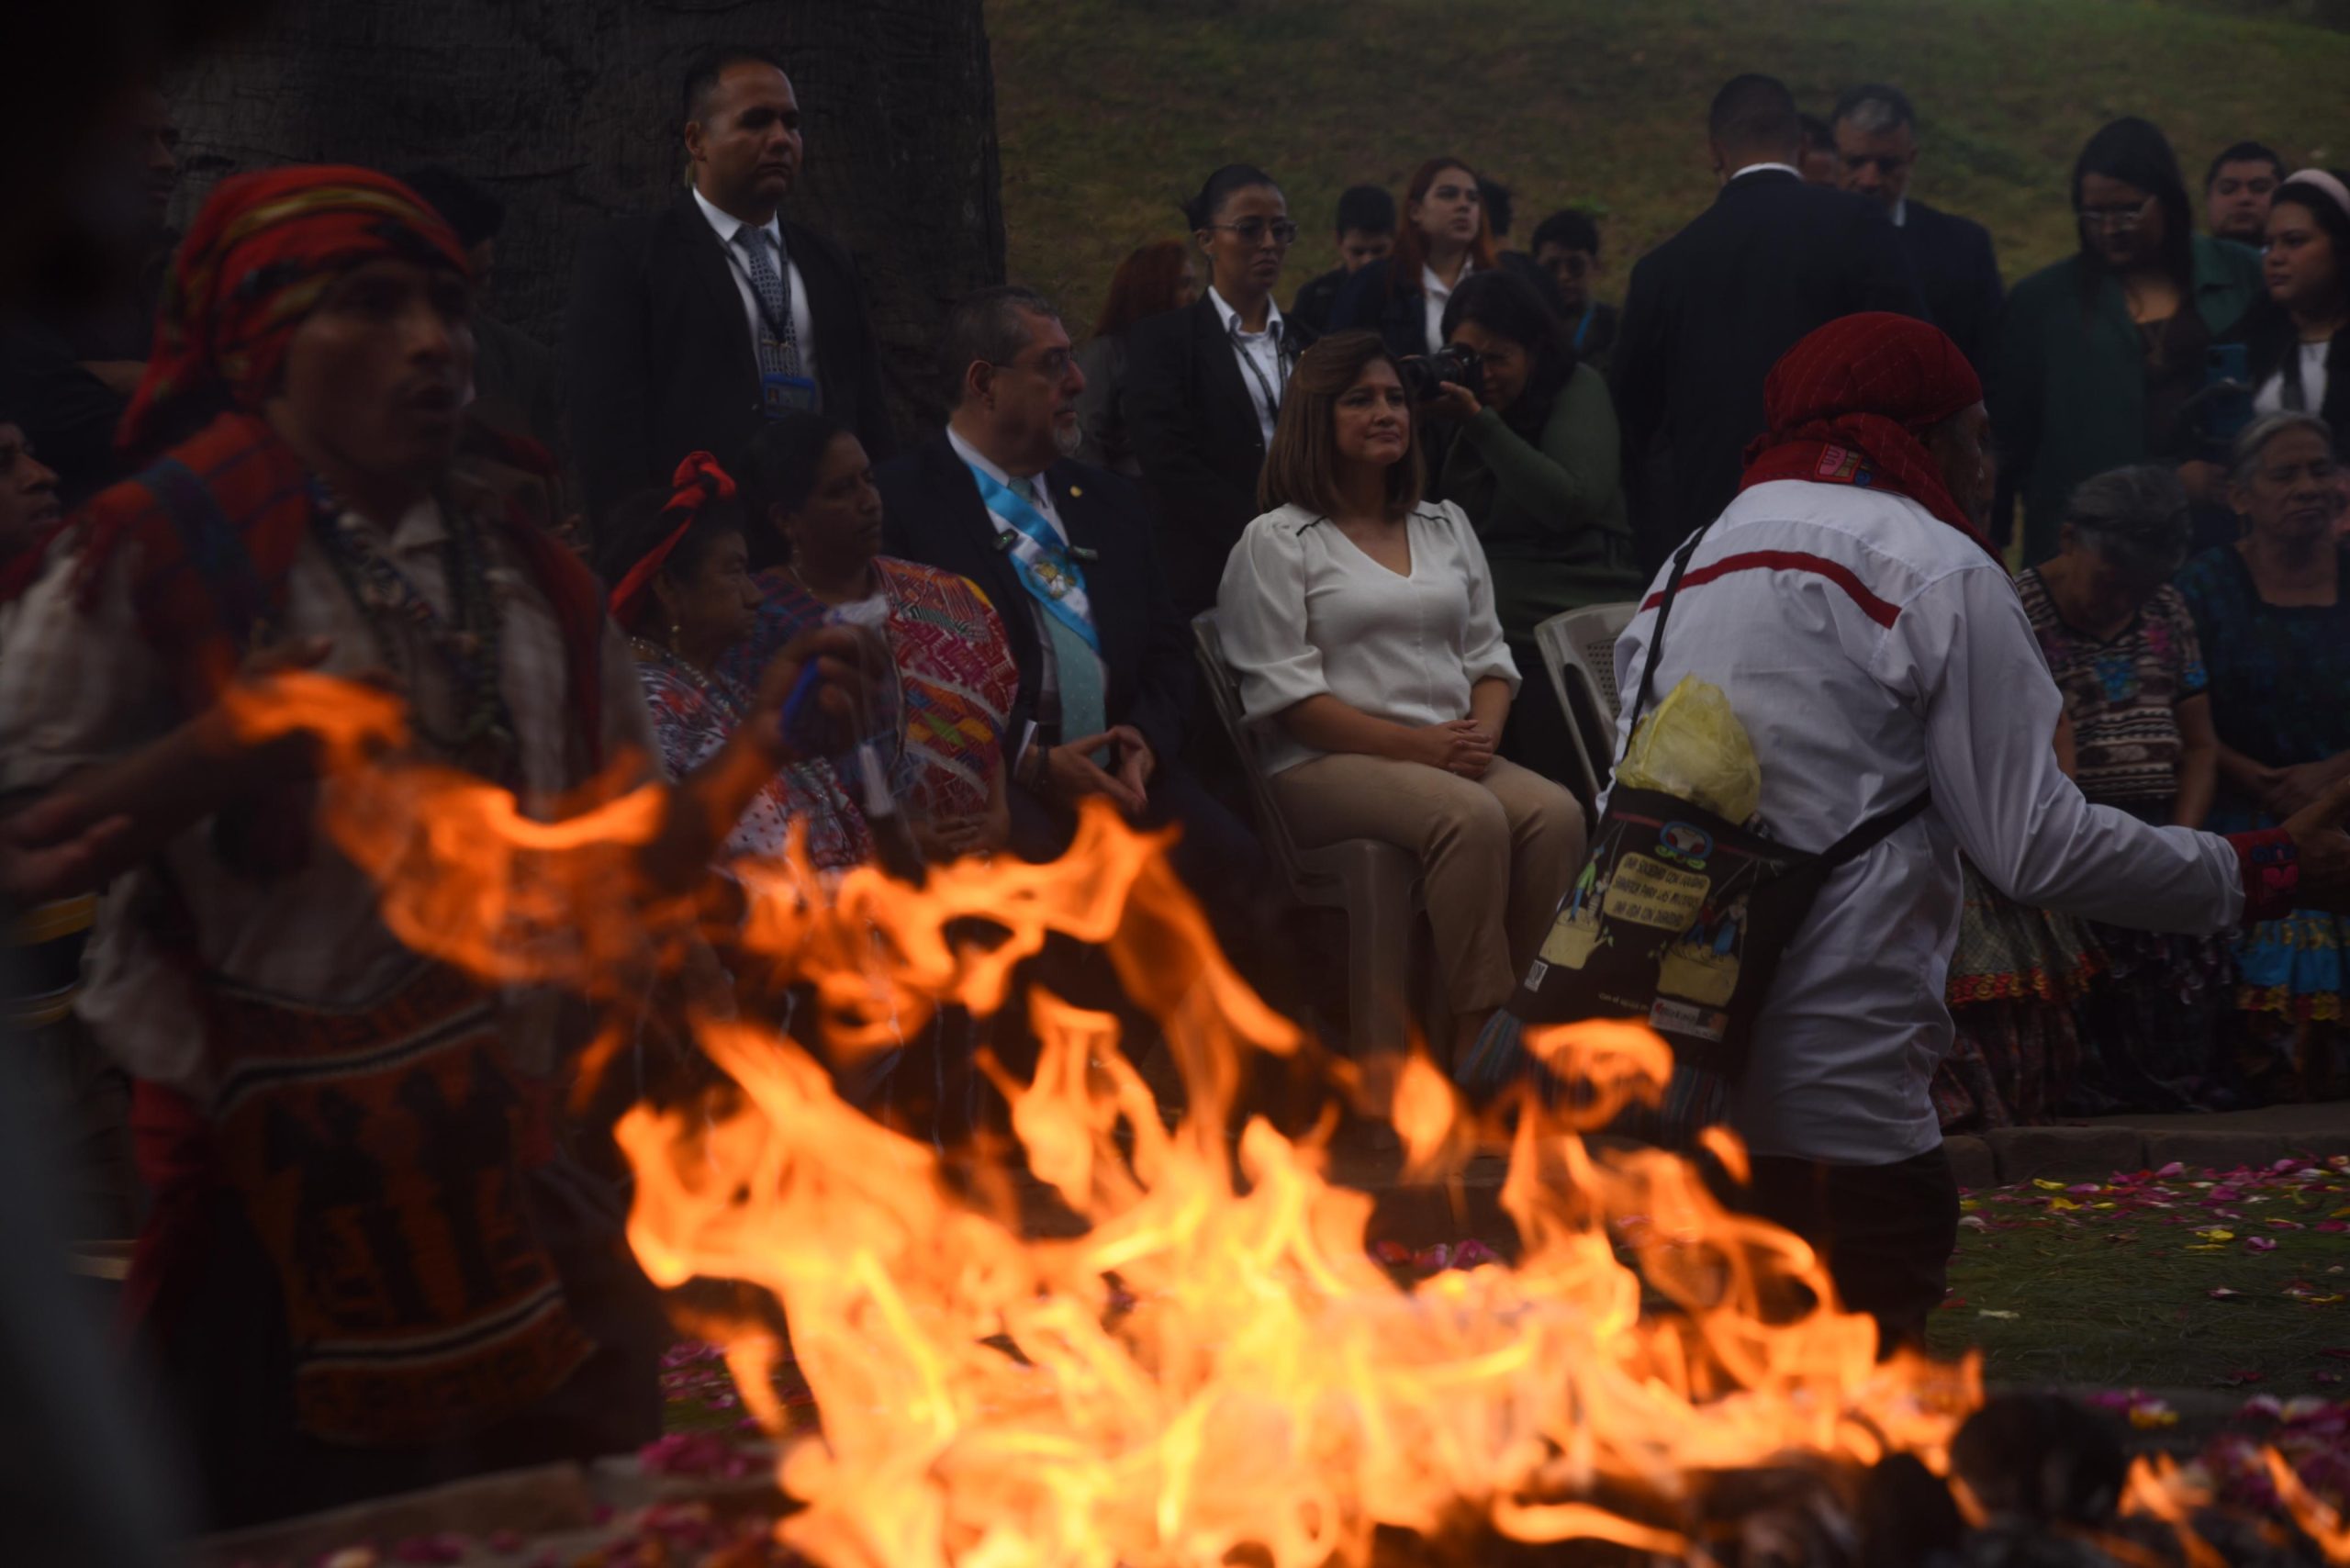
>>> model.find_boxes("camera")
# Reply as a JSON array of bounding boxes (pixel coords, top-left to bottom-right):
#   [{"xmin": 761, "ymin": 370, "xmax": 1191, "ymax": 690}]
[{"xmin": 1397, "ymin": 345, "xmax": 1484, "ymax": 404}]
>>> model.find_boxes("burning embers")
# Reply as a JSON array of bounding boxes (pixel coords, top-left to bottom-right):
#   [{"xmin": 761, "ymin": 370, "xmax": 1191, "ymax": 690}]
[{"xmin": 229, "ymin": 673, "xmax": 2350, "ymax": 1568}]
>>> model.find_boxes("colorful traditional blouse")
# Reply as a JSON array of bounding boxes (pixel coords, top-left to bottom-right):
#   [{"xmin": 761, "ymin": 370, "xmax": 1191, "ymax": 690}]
[
  {"xmin": 630, "ymin": 640, "xmax": 871, "ymax": 869},
  {"xmin": 719, "ymin": 557, "xmax": 1019, "ymax": 823},
  {"xmin": 2015, "ymin": 569, "xmax": 2207, "ymax": 823}
]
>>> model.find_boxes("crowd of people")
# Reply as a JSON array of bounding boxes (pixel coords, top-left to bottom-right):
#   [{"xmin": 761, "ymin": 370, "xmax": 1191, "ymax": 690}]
[{"xmin": 2, "ymin": 34, "xmax": 2349, "ymax": 1529}]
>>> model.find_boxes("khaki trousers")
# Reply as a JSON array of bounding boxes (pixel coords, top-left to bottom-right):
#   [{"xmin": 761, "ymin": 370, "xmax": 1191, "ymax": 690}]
[{"xmin": 1271, "ymin": 753, "xmax": 1584, "ymax": 1012}]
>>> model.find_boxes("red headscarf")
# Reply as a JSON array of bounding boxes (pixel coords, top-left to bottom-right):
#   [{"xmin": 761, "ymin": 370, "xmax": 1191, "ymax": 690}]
[
  {"xmin": 607, "ymin": 452, "xmax": 739, "ymax": 631},
  {"xmin": 1737, "ymin": 312, "xmax": 1995, "ymax": 555},
  {"xmin": 119, "ymin": 164, "xmax": 471, "ymax": 455}
]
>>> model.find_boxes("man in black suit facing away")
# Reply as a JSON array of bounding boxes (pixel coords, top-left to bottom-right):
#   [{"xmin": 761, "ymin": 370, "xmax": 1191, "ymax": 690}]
[
  {"xmin": 565, "ymin": 46, "xmax": 894, "ymax": 523},
  {"xmin": 1830, "ymin": 84, "xmax": 2004, "ymax": 377},
  {"xmin": 878, "ymin": 286, "xmax": 1262, "ymax": 900},
  {"xmin": 1612, "ymin": 73, "xmax": 1926, "ymax": 572}
]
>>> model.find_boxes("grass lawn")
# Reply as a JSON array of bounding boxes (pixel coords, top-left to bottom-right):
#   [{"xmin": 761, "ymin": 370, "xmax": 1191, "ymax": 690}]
[
  {"xmin": 1928, "ymin": 1157, "xmax": 2350, "ymax": 1398},
  {"xmin": 988, "ymin": 0, "xmax": 2350, "ymax": 337}
]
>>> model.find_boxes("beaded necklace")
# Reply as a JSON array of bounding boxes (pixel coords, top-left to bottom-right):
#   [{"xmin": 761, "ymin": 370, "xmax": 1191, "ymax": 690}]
[{"xmin": 310, "ymin": 485, "xmax": 520, "ymax": 782}]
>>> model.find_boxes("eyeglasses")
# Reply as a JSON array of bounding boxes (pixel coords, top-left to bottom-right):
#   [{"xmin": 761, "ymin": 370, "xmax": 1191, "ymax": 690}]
[
  {"xmin": 2077, "ymin": 196, "xmax": 2155, "ymax": 232},
  {"xmin": 1208, "ymin": 218, "xmax": 1299, "ymax": 246},
  {"xmin": 1842, "ymin": 152, "xmax": 1910, "ymax": 176},
  {"xmin": 990, "ymin": 348, "xmax": 1075, "ymax": 379}
]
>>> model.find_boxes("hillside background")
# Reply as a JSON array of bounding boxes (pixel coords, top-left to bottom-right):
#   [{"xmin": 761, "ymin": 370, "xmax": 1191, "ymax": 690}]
[{"xmin": 988, "ymin": 0, "xmax": 2350, "ymax": 336}]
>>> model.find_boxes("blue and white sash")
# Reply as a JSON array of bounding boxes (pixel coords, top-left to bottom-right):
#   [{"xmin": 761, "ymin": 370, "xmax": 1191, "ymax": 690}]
[{"xmin": 964, "ymin": 464, "xmax": 1102, "ymax": 655}]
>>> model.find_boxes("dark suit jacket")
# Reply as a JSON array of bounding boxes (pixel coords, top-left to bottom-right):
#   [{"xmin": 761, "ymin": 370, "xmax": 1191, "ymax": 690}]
[
  {"xmin": 563, "ymin": 190, "xmax": 895, "ymax": 521},
  {"xmin": 1610, "ymin": 169, "xmax": 1927, "ymax": 572},
  {"xmin": 1899, "ymin": 198, "xmax": 2004, "ymax": 377},
  {"xmin": 878, "ymin": 431, "xmax": 1195, "ymax": 770},
  {"xmin": 1124, "ymin": 297, "xmax": 1315, "ymax": 619},
  {"xmin": 1288, "ymin": 267, "xmax": 1346, "ymax": 338},
  {"xmin": 1327, "ymin": 255, "xmax": 1437, "ymax": 359}
]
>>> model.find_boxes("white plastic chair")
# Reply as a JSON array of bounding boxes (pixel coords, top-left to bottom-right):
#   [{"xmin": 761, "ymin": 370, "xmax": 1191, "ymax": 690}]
[
  {"xmin": 1534, "ymin": 601, "xmax": 1639, "ymax": 802},
  {"xmin": 1192, "ymin": 613, "xmax": 1426, "ymax": 1058}
]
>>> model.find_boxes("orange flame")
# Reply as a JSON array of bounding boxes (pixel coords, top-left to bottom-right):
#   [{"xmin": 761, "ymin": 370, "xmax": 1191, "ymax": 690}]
[{"xmin": 213, "ymin": 673, "xmax": 2347, "ymax": 1566}]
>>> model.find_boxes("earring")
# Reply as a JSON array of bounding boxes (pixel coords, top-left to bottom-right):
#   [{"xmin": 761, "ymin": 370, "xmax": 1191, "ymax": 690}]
[{"xmin": 669, "ymin": 621, "xmax": 683, "ymax": 646}]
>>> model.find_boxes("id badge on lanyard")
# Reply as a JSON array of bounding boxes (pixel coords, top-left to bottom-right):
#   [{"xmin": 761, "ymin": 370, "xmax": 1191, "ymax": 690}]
[{"xmin": 762, "ymin": 371, "xmax": 821, "ymax": 419}]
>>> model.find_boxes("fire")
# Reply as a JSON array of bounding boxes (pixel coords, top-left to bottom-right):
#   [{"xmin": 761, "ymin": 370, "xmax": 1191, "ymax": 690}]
[{"xmin": 217, "ymin": 672, "xmax": 2345, "ymax": 1565}]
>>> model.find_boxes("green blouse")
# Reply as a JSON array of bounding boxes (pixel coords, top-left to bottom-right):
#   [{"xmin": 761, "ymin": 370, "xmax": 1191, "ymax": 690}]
[{"xmin": 1436, "ymin": 363, "xmax": 1643, "ymax": 640}]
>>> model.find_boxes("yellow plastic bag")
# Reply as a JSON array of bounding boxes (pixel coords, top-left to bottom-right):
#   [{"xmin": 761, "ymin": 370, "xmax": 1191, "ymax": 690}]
[{"xmin": 1614, "ymin": 675, "xmax": 1762, "ymax": 824}]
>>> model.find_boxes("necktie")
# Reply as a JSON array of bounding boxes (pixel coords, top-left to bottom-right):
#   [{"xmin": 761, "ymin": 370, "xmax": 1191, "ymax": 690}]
[{"xmin": 731, "ymin": 227, "xmax": 803, "ymax": 378}]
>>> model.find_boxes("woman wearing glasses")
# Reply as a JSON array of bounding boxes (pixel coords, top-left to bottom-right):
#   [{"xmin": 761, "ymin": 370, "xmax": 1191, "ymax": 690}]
[
  {"xmin": 1330, "ymin": 157, "xmax": 1499, "ymax": 361},
  {"xmin": 1126, "ymin": 163, "xmax": 1315, "ymax": 619},
  {"xmin": 1991, "ymin": 118, "xmax": 2263, "ymax": 564}
]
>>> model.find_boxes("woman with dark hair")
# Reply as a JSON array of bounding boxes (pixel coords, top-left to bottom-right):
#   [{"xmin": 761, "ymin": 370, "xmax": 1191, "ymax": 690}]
[
  {"xmin": 723, "ymin": 412, "xmax": 1020, "ymax": 863},
  {"xmin": 2176, "ymin": 411, "xmax": 2350, "ymax": 1101},
  {"xmin": 1427, "ymin": 268, "xmax": 1639, "ymax": 784},
  {"xmin": 600, "ymin": 451, "xmax": 871, "ymax": 871},
  {"xmin": 1329, "ymin": 156, "xmax": 1498, "ymax": 360},
  {"xmin": 1214, "ymin": 330, "xmax": 1583, "ymax": 1061},
  {"xmin": 2227, "ymin": 169, "xmax": 2350, "ymax": 446},
  {"xmin": 1074, "ymin": 239, "xmax": 1199, "ymax": 476},
  {"xmin": 1126, "ymin": 163, "xmax": 1313, "ymax": 618},
  {"xmin": 1992, "ymin": 118, "xmax": 2264, "ymax": 563}
]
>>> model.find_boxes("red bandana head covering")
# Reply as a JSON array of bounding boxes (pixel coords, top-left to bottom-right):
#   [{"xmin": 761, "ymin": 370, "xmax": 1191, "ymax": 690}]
[
  {"xmin": 120, "ymin": 164, "xmax": 471, "ymax": 456},
  {"xmin": 1738, "ymin": 312, "xmax": 1994, "ymax": 555},
  {"xmin": 607, "ymin": 452, "xmax": 739, "ymax": 631}
]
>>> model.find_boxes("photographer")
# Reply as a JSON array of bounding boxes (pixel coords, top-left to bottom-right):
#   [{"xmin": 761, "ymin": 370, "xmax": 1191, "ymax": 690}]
[{"xmin": 1423, "ymin": 270, "xmax": 1641, "ymax": 786}]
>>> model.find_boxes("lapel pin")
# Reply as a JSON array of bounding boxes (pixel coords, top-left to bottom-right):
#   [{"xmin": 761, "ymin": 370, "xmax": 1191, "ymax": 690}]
[
  {"xmin": 1070, "ymin": 545, "xmax": 1101, "ymax": 562},
  {"xmin": 1068, "ymin": 484, "xmax": 1085, "ymax": 498}
]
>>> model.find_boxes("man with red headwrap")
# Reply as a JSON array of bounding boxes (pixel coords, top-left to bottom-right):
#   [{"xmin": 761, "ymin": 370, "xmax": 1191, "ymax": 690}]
[
  {"xmin": 0, "ymin": 166, "xmax": 870, "ymax": 1525},
  {"xmin": 1605, "ymin": 312, "xmax": 2350, "ymax": 1344}
]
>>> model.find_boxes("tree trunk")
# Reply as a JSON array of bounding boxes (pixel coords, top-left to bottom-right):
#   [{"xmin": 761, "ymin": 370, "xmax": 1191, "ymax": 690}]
[{"xmin": 165, "ymin": 0, "xmax": 1004, "ymax": 433}]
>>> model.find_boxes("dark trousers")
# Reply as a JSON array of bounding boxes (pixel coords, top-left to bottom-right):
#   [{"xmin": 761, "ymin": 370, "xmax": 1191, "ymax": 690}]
[{"xmin": 1727, "ymin": 1144, "xmax": 1961, "ymax": 1351}]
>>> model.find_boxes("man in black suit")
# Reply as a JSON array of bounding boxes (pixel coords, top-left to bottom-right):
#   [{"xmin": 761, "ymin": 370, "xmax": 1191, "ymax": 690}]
[
  {"xmin": 878, "ymin": 286, "xmax": 1260, "ymax": 896},
  {"xmin": 565, "ymin": 45, "xmax": 893, "ymax": 524},
  {"xmin": 1288, "ymin": 185, "xmax": 1393, "ymax": 339},
  {"xmin": 1830, "ymin": 84, "xmax": 2004, "ymax": 377},
  {"xmin": 1613, "ymin": 73, "xmax": 1927, "ymax": 572}
]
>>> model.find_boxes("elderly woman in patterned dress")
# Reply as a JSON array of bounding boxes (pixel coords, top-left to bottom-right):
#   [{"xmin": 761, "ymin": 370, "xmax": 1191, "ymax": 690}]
[{"xmin": 600, "ymin": 452, "xmax": 871, "ymax": 873}]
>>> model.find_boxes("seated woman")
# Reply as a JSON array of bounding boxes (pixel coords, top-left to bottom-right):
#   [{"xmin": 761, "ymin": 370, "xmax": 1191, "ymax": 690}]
[
  {"xmin": 2022, "ymin": 465, "xmax": 2232, "ymax": 1108},
  {"xmin": 1216, "ymin": 330, "xmax": 1584, "ymax": 1060},
  {"xmin": 725, "ymin": 411, "xmax": 1021, "ymax": 864},
  {"xmin": 1075, "ymin": 239, "xmax": 1198, "ymax": 476},
  {"xmin": 2177, "ymin": 411, "xmax": 2350, "ymax": 1101},
  {"xmin": 1427, "ymin": 268, "xmax": 1641, "ymax": 786},
  {"xmin": 599, "ymin": 452, "xmax": 871, "ymax": 872}
]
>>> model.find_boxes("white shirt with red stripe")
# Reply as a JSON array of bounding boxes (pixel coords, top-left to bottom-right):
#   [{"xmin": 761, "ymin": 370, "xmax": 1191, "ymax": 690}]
[{"xmin": 1606, "ymin": 479, "xmax": 2244, "ymax": 1166}]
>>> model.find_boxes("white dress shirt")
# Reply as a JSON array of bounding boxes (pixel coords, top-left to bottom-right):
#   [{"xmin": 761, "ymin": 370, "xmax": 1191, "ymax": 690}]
[
  {"xmin": 1421, "ymin": 260, "xmax": 1473, "ymax": 357},
  {"xmin": 1889, "ymin": 197, "xmax": 1909, "ymax": 228},
  {"xmin": 945, "ymin": 424, "xmax": 1106, "ymax": 758},
  {"xmin": 1729, "ymin": 162, "xmax": 1806, "ymax": 183},
  {"xmin": 1209, "ymin": 285, "xmax": 1288, "ymax": 446},
  {"xmin": 2254, "ymin": 342, "xmax": 2333, "ymax": 416},
  {"xmin": 690, "ymin": 184, "xmax": 819, "ymax": 385},
  {"xmin": 1605, "ymin": 481, "xmax": 2245, "ymax": 1166},
  {"xmin": 1217, "ymin": 499, "xmax": 1520, "ymax": 777}
]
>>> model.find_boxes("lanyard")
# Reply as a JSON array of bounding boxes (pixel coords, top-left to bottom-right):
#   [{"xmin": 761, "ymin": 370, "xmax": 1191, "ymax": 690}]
[{"xmin": 1229, "ymin": 320, "xmax": 1289, "ymax": 424}]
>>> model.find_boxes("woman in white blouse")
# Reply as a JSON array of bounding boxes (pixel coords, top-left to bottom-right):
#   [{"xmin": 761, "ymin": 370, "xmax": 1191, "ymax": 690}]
[{"xmin": 1216, "ymin": 330, "xmax": 1584, "ymax": 1059}]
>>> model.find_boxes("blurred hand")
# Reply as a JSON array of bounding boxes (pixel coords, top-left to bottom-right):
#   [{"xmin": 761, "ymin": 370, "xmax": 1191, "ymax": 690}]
[
  {"xmin": 0, "ymin": 799, "xmax": 131, "ymax": 906},
  {"xmin": 1410, "ymin": 718, "xmax": 1495, "ymax": 778},
  {"xmin": 912, "ymin": 815, "xmax": 995, "ymax": 863},
  {"xmin": 2266, "ymin": 757, "xmax": 2350, "ymax": 821},
  {"xmin": 744, "ymin": 624, "xmax": 883, "ymax": 764},
  {"xmin": 2283, "ymin": 775, "xmax": 2350, "ymax": 913},
  {"xmin": 1106, "ymin": 723, "xmax": 1156, "ymax": 803},
  {"xmin": 1044, "ymin": 730, "xmax": 1146, "ymax": 814},
  {"xmin": 1424, "ymin": 379, "xmax": 1482, "ymax": 423}
]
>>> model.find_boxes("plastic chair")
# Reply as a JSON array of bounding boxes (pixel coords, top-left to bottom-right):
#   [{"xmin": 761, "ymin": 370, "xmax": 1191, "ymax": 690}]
[
  {"xmin": 1534, "ymin": 601, "xmax": 1639, "ymax": 801},
  {"xmin": 1192, "ymin": 613, "xmax": 1426, "ymax": 1058}
]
